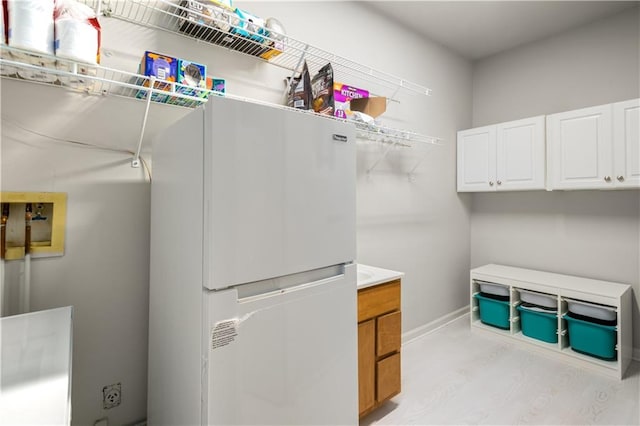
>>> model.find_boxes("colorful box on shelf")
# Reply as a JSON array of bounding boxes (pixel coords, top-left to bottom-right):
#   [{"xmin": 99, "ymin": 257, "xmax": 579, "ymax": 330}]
[
  {"xmin": 168, "ymin": 76, "xmax": 225, "ymax": 106},
  {"xmin": 135, "ymin": 51, "xmax": 178, "ymax": 102},
  {"xmin": 176, "ymin": 59, "xmax": 207, "ymax": 92},
  {"xmin": 333, "ymin": 83, "xmax": 369, "ymax": 119}
]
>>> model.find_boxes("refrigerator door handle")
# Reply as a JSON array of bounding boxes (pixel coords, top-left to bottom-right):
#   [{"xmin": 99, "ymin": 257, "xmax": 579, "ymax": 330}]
[{"xmin": 233, "ymin": 264, "xmax": 349, "ymax": 302}]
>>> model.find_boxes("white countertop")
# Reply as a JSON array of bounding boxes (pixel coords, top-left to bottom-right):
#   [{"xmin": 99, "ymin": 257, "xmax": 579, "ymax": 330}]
[{"xmin": 357, "ymin": 264, "xmax": 404, "ymax": 289}]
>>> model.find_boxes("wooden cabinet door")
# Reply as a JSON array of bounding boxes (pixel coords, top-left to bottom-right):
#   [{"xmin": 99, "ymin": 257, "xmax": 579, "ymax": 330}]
[
  {"xmin": 547, "ymin": 104, "xmax": 613, "ymax": 189},
  {"xmin": 613, "ymin": 98, "xmax": 640, "ymax": 188},
  {"xmin": 377, "ymin": 311, "xmax": 401, "ymax": 357},
  {"xmin": 358, "ymin": 320, "xmax": 375, "ymax": 416},
  {"xmin": 457, "ymin": 125, "xmax": 497, "ymax": 192},
  {"xmin": 496, "ymin": 116, "xmax": 545, "ymax": 191},
  {"xmin": 376, "ymin": 352, "xmax": 401, "ymax": 403}
]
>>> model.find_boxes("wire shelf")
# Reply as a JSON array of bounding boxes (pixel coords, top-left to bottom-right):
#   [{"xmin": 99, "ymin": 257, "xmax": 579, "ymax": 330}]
[
  {"xmin": 83, "ymin": 0, "xmax": 433, "ymax": 97},
  {"xmin": 0, "ymin": 45, "xmax": 441, "ymax": 148},
  {"xmin": 0, "ymin": 45, "xmax": 220, "ymax": 108}
]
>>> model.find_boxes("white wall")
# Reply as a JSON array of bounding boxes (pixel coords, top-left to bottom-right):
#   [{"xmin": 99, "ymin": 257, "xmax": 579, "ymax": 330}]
[
  {"xmin": 1, "ymin": 2, "xmax": 473, "ymax": 424},
  {"xmin": 472, "ymin": 7, "xmax": 640, "ymax": 126},
  {"xmin": 470, "ymin": 8, "xmax": 640, "ymax": 351}
]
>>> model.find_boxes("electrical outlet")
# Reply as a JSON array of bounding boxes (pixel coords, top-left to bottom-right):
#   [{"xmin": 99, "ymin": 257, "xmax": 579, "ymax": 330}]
[{"xmin": 102, "ymin": 383, "xmax": 121, "ymax": 409}]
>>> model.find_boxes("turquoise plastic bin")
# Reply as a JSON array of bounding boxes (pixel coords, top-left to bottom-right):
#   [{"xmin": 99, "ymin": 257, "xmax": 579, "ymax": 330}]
[
  {"xmin": 564, "ymin": 314, "xmax": 617, "ymax": 360},
  {"xmin": 517, "ymin": 305, "xmax": 557, "ymax": 343},
  {"xmin": 474, "ymin": 293, "xmax": 510, "ymax": 330}
]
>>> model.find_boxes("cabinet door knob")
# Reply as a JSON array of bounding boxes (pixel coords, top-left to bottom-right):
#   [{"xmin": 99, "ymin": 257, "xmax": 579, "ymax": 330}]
[
  {"xmin": 604, "ymin": 176, "xmax": 612, "ymax": 182},
  {"xmin": 489, "ymin": 181, "xmax": 494, "ymax": 186},
  {"xmin": 617, "ymin": 175, "xmax": 624, "ymax": 182},
  {"xmin": 497, "ymin": 180, "xmax": 502, "ymax": 185}
]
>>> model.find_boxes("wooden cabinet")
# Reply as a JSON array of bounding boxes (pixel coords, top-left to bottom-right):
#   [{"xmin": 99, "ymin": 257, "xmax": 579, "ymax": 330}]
[
  {"xmin": 547, "ymin": 98, "xmax": 639, "ymax": 190},
  {"xmin": 457, "ymin": 116, "xmax": 545, "ymax": 192},
  {"xmin": 357, "ymin": 280, "xmax": 401, "ymax": 418}
]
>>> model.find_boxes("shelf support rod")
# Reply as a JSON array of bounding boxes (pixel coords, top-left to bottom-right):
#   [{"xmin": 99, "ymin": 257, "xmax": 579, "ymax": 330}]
[
  {"xmin": 282, "ymin": 44, "xmax": 309, "ymax": 102},
  {"xmin": 387, "ymin": 85, "xmax": 401, "ymax": 104},
  {"xmin": 132, "ymin": 77, "xmax": 154, "ymax": 168},
  {"xmin": 367, "ymin": 139, "xmax": 399, "ymax": 174},
  {"xmin": 407, "ymin": 144, "xmax": 435, "ymax": 180}
]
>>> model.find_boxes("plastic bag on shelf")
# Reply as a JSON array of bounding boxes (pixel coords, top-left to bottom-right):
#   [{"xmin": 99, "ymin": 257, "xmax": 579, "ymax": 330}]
[{"xmin": 54, "ymin": 0, "xmax": 101, "ymax": 64}]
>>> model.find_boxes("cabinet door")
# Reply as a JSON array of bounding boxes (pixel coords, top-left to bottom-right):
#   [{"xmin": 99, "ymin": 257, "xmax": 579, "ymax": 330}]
[
  {"xmin": 376, "ymin": 352, "xmax": 401, "ymax": 403},
  {"xmin": 457, "ymin": 125, "xmax": 497, "ymax": 192},
  {"xmin": 547, "ymin": 104, "xmax": 613, "ymax": 189},
  {"xmin": 613, "ymin": 99, "xmax": 640, "ymax": 188},
  {"xmin": 377, "ymin": 311, "xmax": 401, "ymax": 357},
  {"xmin": 496, "ymin": 116, "xmax": 545, "ymax": 191},
  {"xmin": 358, "ymin": 320, "xmax": 375, "ymax": 416}
]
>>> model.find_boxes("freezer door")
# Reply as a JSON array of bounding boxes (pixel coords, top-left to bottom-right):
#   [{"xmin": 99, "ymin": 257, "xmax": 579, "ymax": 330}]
[
  {"xmin": 203, "ymin": 97, "xmax": 356, "ymax": 290},
  {"xmin": 204, "ymin": 264, "xmax": 358, "ymax": 425}
]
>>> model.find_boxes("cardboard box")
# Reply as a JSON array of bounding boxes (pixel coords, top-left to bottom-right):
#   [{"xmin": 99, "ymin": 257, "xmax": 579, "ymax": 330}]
[
  {"xmin": 208, "ymin": 77, "xmax": 226, "ymax": 94},
  {"xmin": 136, "ymin": 51, "xmax": 178, "ymax": 102},
  {"xmin": 176, "ymin": 59, "xmax": 207, "ymax": 93},
  {"xmin": 333, "ymin": 83, "xmax": 369, "ymax": 119},
  {"xmin": 350, "ymin": 96, "xmax": 387, "ymax": 118},
  {"xmin": 168, "ymin": 76, "xmax": 225, "ymax": 106}
]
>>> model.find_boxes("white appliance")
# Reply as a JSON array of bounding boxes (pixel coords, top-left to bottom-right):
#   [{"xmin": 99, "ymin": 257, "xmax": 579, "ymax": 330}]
[
  {"xmin": 148, "ymin": 96, "xmax": 357, "ymax": 425},
  {"xmin": 0, "ymin": 306, "xmax": 73, "ymax": 425}
]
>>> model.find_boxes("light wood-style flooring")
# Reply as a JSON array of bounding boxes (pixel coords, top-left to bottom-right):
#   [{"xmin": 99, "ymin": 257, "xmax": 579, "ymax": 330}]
[{"xmin": 361, "ymin": 315, "xmax": 640, "ymax": 426}]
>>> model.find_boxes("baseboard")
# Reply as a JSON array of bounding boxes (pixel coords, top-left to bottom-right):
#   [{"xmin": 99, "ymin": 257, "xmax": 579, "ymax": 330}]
[{"xmin": 402, "ymin": 306, "xmax": 469, "ymax": 345}]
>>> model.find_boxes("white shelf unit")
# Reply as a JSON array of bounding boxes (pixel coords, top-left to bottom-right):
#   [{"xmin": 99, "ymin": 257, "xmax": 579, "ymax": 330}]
[
  {"xmin": 0, "ymin": 48, "xmax": 441, "ymax": 150},
  {"xmin": 470, "ymin": 264, "xmax": 633, "ymax": 380}
]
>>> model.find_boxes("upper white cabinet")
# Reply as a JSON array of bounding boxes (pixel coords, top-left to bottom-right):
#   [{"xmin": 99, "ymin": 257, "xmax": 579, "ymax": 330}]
[
  {"xmin": 547, "ymin": 99, "xmax": 639, "ymax": 190},
  {"xmin": 457, "ymin": 116, "xmax": 545, "ymax": 192},
  {"xmin": 613, "ymin": 99, "xmax": 640, "ymax": 188}
]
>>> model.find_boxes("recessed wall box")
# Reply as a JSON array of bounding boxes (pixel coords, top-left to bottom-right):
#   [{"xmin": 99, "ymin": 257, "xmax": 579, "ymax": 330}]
[{"xmin": 0, "ymin": 192, "xmax": 67, "ymax": 259}]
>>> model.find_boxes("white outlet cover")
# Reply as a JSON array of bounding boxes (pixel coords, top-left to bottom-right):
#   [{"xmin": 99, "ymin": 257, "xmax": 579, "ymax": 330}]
[{"xmin": 102, "ymin": 383, "xmax": 121, "ymax": 409}]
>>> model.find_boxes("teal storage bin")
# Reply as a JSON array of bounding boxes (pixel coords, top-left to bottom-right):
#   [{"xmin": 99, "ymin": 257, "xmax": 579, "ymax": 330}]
[
  {"xmin": 517, "ymin": 305, "xmax": 557, "ymax": 343},
  {"xmin": 474, "ymin": 293, "xmax": 510, "ymax": 330},
  {"xmin": 564, "ymin": 314, "xmax": 617, "ymax": 360}
]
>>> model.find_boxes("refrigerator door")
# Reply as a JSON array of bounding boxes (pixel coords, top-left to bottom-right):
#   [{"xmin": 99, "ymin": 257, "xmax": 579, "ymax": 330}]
[
  {"xmin": 204, "ymin": 264, "xmax": 358, "ymax": 425},
  {"xmin": 203, "ymin": 97, "xmax": 356, "ymax": 290}
]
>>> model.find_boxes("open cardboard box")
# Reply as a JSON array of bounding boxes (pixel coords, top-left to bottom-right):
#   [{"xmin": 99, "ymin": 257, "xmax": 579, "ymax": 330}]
[{"xmin": 350, "ymin": 96, "xmax": 387, "ymax": 118}]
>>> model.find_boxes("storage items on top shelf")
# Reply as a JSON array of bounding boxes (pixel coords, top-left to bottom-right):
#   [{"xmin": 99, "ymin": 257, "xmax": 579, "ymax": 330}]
[
  {"xmin": 176, "ymin": 0, "xmax": 285, "ymax": 60},
  {"xmin": 0, "ymin": 0, "xmax": 442, "ymax": 149},
  {"xmin": 1, "ymin": 0, "xmax": 101, "ymax": 64},
  {"xmin": 83, "ymin": 0, "xmax": 433, "ymax": 97}
]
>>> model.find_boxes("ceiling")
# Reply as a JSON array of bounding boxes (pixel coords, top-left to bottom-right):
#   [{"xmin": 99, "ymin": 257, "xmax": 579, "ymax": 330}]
[{"xmin": 364, "ymin": 1, "xmax": 638, "ymax": 60}]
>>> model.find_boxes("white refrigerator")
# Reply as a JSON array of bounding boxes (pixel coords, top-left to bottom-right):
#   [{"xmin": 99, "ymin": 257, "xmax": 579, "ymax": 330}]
[{"xmin": 148, "ymin": 96, "xmax": 358, "ymax": 425}]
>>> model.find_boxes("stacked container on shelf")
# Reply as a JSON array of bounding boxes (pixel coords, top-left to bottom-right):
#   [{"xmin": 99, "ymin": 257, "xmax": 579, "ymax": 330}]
[
  {"xmin": 516, "ymin": 289, "xmax": 558, "ymax": 344},
  {"xmin": 563, "ymin": 299, "xmax": 618, "ymax": 360},
  {"xmin": 473, "ymin": 280, "xmax": 511, "ymax": 330}
]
